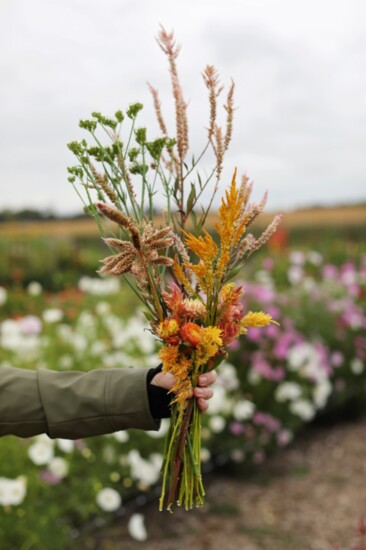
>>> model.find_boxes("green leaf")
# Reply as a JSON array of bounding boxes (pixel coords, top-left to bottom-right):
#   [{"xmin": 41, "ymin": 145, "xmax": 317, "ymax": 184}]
[
  {"xmin": 225, "ymin": 265, "xmax": 242, "ymax": 282},
  {"xmin": 187, "ymin": 184, "xmax": 196, "ymax": 213},
  {"xmin": 143, "ymin": 310, "xmax": 155, "ymax": 322},
  {"xmin": 197, "ymin": 171, "xmax": 203, "ymax": 190}
]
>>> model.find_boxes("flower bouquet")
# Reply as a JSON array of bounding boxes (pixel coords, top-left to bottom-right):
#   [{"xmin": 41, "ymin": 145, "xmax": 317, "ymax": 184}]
[{"xmin": 67, "ymin": 27, "xmax": 282, "ymax": 511}]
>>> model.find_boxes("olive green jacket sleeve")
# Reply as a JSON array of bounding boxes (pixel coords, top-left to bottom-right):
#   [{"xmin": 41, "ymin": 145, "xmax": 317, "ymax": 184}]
[{"xmin": 0, "ymin": 366, "xmax": 160, "ymax": 439}]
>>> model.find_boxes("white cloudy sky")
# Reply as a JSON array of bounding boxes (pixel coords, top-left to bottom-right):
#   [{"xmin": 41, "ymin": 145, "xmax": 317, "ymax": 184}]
[{"xmin": 0, "ymin": 0, "xmax": 365, "ymax": 214}]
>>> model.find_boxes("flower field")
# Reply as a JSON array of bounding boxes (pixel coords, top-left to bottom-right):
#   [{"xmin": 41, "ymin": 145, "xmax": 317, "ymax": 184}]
[{"xmin": 0, "ymin": 222, "xmax": 366, "ymax": 548}]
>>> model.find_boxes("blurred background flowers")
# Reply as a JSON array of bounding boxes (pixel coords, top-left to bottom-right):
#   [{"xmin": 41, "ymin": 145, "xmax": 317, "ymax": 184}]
[{"xmin": 0, "ymin": 0, "xmax": 366, "ymax": 548}]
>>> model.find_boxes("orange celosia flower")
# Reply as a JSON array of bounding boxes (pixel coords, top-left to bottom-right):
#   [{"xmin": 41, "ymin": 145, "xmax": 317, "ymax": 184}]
[
  {"xmin": 182, "ymin": 299, "xmax": 206, "ymax": 319},
  {"xmin": 180, "ymin": 322, "xmax": 202, "ymax": 347}
]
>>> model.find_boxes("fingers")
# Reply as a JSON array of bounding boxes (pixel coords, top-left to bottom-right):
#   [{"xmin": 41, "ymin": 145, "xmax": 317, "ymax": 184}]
[
  {"xmin": 194, "ymin": 375, "xmax": 216, "ymax": 412},
  {"xmin": 151, "ymin": 368, "xmax": 218, "ymax": 414},
  {"xmin": 197, "ymin": 398, "xmax": 209, "ymax": 412},
  {"xmin": 197, "ymin": 370, "xmax": 217, "ymax": 388},
  {"xmin": 193, "ymin": 387, "xmax": 213, "ymax": 400}
]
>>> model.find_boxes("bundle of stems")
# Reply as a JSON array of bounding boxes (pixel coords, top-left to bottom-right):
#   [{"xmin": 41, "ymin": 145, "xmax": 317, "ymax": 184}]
[{"xmin": 67, "ymin": 27, "xmax": 282, "ymax": 510}]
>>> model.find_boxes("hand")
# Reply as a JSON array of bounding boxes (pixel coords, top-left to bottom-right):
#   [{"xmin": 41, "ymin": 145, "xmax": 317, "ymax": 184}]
[{"xmin": 150, "ymin": 370, "xmax": 218, "ymax": 413}]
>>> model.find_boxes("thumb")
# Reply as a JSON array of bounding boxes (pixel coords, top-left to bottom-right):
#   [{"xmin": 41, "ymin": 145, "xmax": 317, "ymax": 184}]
[{"xmin": 150, "ymin": 371, "xmax": 175, "ymax": 391}]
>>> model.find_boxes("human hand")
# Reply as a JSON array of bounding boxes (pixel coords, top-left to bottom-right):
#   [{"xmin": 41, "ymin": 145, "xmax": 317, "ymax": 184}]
[{"xmin": 150, "ymin": 370, "xmax": 218, "ymax": 413}]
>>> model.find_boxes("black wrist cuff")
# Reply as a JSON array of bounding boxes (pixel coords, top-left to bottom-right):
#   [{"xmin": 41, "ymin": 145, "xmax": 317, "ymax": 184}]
[{"xmin": 147, "ymin": 364, "xmax": 172, "ymax": 419}]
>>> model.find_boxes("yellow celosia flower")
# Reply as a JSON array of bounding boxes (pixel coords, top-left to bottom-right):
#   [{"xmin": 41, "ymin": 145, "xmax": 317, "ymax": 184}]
[
  {"xmin": 173, "ymin": 256, "xmax": 195, "ymax": 296},
  {"xmin": 158, "ymin": 345, "xmax": 193, "ymax": 409},
  {"xmin": 195, "ymin": 326, "xmax": 223, "ymax": 367},
  {"xmin": 182, "ymin": 230, "xmax": 218, "ymax": 296},
  {"xmin": 170, "ymin": 378, "xmax": 193, "ymax": 408},
  {"xmin": 159, "ymin": 344, "xmax": 180, "ymax": 371},
  {"xmin": 183, "ymin": 262, "xmax": 215, "ymax": 296},
  {"xmin": 157, "ymin": 319, "xmax": 179, "ymax": 338},
  {"xmin": 239, "ymin": 311, "xmax": 279, "ymax": 333},
  {"xmin": 215, "ymin": 169, "xmax": 247, "ymax": 280},
  {"xmin": 183, "ymin": 229, "xmax": 218, "ymax": 263},
  {"xmin": 220, "ymin": 282, "xmax": 236, "ymax": 301}
]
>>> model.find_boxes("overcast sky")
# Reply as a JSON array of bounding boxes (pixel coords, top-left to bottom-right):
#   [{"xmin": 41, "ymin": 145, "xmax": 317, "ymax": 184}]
[{"xmin": 0, "ymin": 0, "xmax": 365, "ymax": 214}]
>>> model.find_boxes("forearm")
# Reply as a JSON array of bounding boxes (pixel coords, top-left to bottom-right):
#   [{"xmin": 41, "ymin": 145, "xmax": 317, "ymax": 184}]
[{"xmin": 0, "ymin": 366, "xmax": 160, "ymax": 439}]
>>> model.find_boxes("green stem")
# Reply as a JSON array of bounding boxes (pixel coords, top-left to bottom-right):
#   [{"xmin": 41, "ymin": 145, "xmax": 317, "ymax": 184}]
[{"xmin": 159, "ymin": 408, "xmax": 182, "ymax": 511}]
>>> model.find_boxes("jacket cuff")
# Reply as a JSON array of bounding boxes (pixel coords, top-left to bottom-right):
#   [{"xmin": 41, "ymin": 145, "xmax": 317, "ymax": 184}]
[
  {"xmin": 147, "ymin": 365, "xmax": 172, "ymax": 419},
  {"xmin": 37, "ymin": 367, "xmax": 160, "ymax": 439}
]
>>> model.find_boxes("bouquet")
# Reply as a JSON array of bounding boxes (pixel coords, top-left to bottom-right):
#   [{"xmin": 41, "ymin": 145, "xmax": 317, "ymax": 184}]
[{"xmin": 67, "ymin": 27, "xmax": 282, "ymax": 511}]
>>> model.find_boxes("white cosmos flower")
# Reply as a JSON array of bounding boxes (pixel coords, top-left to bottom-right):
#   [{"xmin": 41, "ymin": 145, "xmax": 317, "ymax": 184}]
[
  {"xmin": 138, "ymin": 333, "xmax": 156, "ymax": 354},
  {"xmin": 57, "ymin": 324, "xmax": 72, "ymax": 341},
  {"xmin": 113, "ymin": 430, "xmax": 129, "ymax": 443},
  {"xmin": 28, "ymin": 436, "xmax": 54, "ymax": 465},
  {"xmin": 78, "ymin": 276, "xmax": 120, "ymax": 295},
  {"xmin": 90, "ymin": 340, "xmax": 106, "ymax": 356},
  {"xmin": 233, "ymin": 400, "xmax": 255, "ymax": 421},
  {"xmin": 302, "ymin": 277, "xmax": 316, "ymax": 291},
  {"xmin": 275, "ymin": 382, "xmax": 302, "ymax": 402},
  {"xmin": 56, "ymin": 439, "xmax": 74, "ymax": 453},
  {"xmin": 351, "ymin": 358, "xmax": 364, "ymax": 375},
  {"xmin": 207, "ymin": 385, "xmax": 231, "ymax": 415},
  {"xmin": 218, "ymin": 362, "xmax": 239, "ymax": 391},
  {"xmin": 0, "ymin": 477, "xmax": 27, "ymax": 506},
  {"xmin": 287, "ymin": 265, "xmax": 304, "ymax": 285},
  {"xmin": 95, "ymin": 301, "xmax": 111, "ymax": 316},
  {"xmin": 289, "ymin": 251, "xmax": 305, "ymax": 265},
  {"xmin": 0, "ymin": 287, "xmax": 7, "ymax": 306},
  {"xmin": 77, "ymin": 311, "xmax": 96, "ymax": 330},
  {"xmin": 49, "ymin": 457, "xmax": 69, "ymax": 479},
  {"xmin": 200, "ymin": 448, "xmax": 211, "ymax": 462},
  {"xmin": 288, "ymin": 343, "xmax": 325, "ymax": 382},
  {"xmin": 209, "ymin": 415, "xmax": 226, "ymax": 433},
  {"xmin": 127, "ymin": 451, "xmax": 161, "ymax": 486},
  {"xmin": 43, "ymin": 308, "xmax": 63, "ymax": 323},
  {"xmin": 27, "ymin": 281, "xmax": 42, "ymax": 296},
  {"xmin": 307, "ymin": 251, "xmax": 323, "ymax": 265},
  {"xmin": 230, "ymin": 449, "xmax": 245, "ymax": 463},
  {"xmin": 69, "ymin": 333, "xmax": 87, "ymax": 352},
  {"xmin": 255, "ymin": 269, "xmax": 274, "ymax": 286},
  {"xmin": 247, "ymin": 368, "xmax": 261, "ymax": 385},
  {"xmin": 58, "ymin": 355, "xmax": 73, "ymax": 369},
  {"xmin": 145, "ymin": 418, "xmax": 170, "ymax": 439},
  {"xmin": 290, "ymin": 399, "xmax": 315, "ymax": 421},
  {"xmin": 96, "ymin": 487, "xmax": 121, "ymax": 512},
  {"xmin": 313, "ymin": 379, "xmax": 332, "ymax": 409},
  {"xmin": 128, "ymin": 513, "xmax": 147, "ymax": 541}
]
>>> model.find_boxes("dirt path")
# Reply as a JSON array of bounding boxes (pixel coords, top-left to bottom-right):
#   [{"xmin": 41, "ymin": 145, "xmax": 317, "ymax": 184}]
[{"xmin": 78, "ymin": 418, "xmax": 366, "ymax": 550}]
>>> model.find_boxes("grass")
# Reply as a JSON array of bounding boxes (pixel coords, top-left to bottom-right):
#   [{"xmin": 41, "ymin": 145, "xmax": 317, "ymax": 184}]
[{"xmin": 0, "ymin": 204, "xmax": 365, "ymax": 238}]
